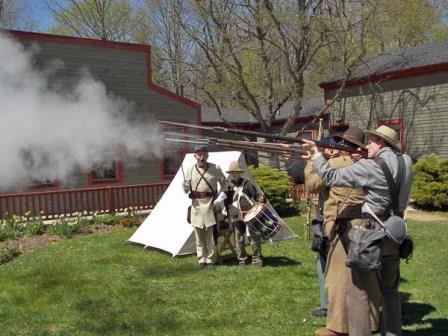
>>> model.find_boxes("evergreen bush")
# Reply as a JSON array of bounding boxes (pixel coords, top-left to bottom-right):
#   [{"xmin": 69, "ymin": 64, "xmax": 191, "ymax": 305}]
[
  {"xmin": 248, "ymin": 165, "xmax": 294, "ymax": 214},
  {"xmin": 412, "ymin": 154, "xmax": 448, "ymax": 210}
]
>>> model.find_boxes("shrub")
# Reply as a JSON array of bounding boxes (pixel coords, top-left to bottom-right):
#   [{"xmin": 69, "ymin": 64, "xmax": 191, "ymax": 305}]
[
  {"xmin": 0, "ymin": 215, "xmax": 24, "ymax": 241},
  {"xmin": 294, "ymin": 200, "xmax": 310, "ymax": 216},
  {"xmin": 412, "ymin": 154, "xmax": 448, "ymax": 210},
  {"xmin": 93, "ymin": 214, "xmax": 117, "ymax": 227},
  {"xmin": 248, "ymin": 165, "xmax": 294, "ymax": 214},
  {"xmin": 119, "ymin": 216, "xmax": 142, "ymax": 227},
  {"xmin": 0, "ymin": 243, "xmax": 21, "ymax": 265},
  {"xmin": 24, "ymin": 215, "xmax": 45, "ymax": 236},
  {"xmin": 47, "ymin": 217, "xmax": 75, "ymax": 238}
]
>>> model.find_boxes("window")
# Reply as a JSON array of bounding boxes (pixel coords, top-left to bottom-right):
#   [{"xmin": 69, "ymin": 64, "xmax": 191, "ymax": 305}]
[
  {"xmin": 377, "ymin": 118, "xmax": 404, "ymax": 150},
  {"xmin": 19, "ymin": 148, "xmax": 59, "ymax": 189},
  {"xmin": 161, "ymin": 125, "xmax": 188, "ymax": 179},
  {"xmin": 330, "ymin": 121, "xmax": 349, "ymax": 134},
  {"xmin": 87, "ymin": 160, "xmax": 124, "ymax": 185}
]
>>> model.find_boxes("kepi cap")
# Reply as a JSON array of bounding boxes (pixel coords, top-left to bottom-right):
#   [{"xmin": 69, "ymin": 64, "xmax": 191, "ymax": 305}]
[
  {"xmin": 322, "ymin": 133, "xmax": 342, "ymax": 146},
  {"xmin": 194, "ymin": 144, "xmax": 208, "ymax": 153}
]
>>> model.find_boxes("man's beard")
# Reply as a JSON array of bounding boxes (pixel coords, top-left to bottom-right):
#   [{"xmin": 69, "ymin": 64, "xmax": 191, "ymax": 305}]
[{"xmin": 232, "ymin": 177, "xmax": 243, "ymax": 185}]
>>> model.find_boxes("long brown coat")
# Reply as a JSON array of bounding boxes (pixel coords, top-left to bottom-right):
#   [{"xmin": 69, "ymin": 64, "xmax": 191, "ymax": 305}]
[{"xmin": 304, "ymin": 154, "xmax": 380, "ymax": 333}]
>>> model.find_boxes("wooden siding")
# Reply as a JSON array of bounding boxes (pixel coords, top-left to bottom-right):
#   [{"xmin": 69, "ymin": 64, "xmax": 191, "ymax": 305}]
[
  {"xmin": 325, "ymin": 72, "xmax": 448, "ymax": 160},
  {"xmin": 9, "ymin": 34, "xmax": 199, "ymax": 193}
]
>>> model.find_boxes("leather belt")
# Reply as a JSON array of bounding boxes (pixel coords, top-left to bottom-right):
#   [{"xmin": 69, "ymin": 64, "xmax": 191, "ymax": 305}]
[
  {"xmin": 361, "ymin": 213, "xmax": 389, "ymax": 221},
  {"xmin": 190, "ymin": 191, "xmax": 213, "ymax": 199}
]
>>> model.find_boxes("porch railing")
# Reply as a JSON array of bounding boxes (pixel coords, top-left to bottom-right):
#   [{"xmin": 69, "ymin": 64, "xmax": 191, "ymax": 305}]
[
  {"xmin": 0, "ymin": 182, "xmax": 170, "ymax": 218},
  {"xmin": 291, "ymin": 184, "xmax": 319, "ymax": 202}
]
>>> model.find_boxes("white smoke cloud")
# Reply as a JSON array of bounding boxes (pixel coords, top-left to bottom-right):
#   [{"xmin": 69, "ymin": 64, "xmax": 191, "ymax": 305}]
[{"xmin": 0, "ymin": 32, "xmax": 162, "ymax": 190}]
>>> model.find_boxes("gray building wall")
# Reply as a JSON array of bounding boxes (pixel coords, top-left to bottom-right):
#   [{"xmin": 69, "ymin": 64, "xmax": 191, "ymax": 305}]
[
  {"xmin": 325, "ymin": 71, "xmax": 448, "ymax": 160},
  {"xmin": 12, "ymin": 32, "xmax": 199, "ymax": 191}
]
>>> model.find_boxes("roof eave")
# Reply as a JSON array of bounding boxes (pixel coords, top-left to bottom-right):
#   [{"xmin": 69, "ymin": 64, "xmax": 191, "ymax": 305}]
[{"xmin": 319, "ymin": 61, "xmax": 448, "ymax": 91}]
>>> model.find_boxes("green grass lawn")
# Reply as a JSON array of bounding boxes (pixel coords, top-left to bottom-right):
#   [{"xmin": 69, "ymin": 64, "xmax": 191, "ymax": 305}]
[{"xmin": 0, "ymin": 217, "xmax": 447, "ymax": 336}]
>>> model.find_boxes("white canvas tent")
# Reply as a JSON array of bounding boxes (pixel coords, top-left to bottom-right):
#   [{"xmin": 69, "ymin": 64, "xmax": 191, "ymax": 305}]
[{"xmin": 128, "ymin": 151, "xmax": 297, "ymax": 256}]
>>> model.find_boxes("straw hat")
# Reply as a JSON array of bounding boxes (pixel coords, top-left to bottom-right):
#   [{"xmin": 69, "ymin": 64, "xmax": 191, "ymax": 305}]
[
  {"xmin": 365, "ymin": 125, "xmax": 400, "ymax": 152},
  {"xmin": 340, "ymin": 127, "xmax": 367, "ymax": 150},
  {"xmin": 227, "ymin": 161, "xmax": 244, "ymax": 173}
]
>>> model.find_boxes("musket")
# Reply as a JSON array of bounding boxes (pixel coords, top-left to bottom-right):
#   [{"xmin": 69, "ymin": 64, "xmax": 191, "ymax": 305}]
[
  {"xmin": 160, "ymin": 120, "xmax": 367, "ymax": 156},
  {"xmin": 165, "ymin": 137, "xmax": 291, "ymax": 163},
  {"xmin": 164, "ymin": 136, "xmax": 307, "ymax": 156}
]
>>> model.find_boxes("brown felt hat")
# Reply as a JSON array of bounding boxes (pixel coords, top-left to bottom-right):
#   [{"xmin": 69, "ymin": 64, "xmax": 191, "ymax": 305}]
[
  {"xmin": 340, "ymin": 127, "xmax": 367, "ymax": 150},
  {"xmin": 227, "ymin": 161, "xmax": 244, "ymax": 173},
  {"xmin": 365, "ymin": 125, "xmax": 401, "ymax": 152}
]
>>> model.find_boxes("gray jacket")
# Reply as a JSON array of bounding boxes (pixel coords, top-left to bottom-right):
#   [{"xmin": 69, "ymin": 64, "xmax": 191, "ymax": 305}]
[{"xmin": 312, "ymin": 147, "xmax": 413, "ymax": 217}]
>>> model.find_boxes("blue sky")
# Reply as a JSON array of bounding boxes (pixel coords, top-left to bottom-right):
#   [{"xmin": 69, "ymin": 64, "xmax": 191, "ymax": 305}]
[{"xmin": 28, "ymin": 1, "xmax": 57, "ymax": 31}]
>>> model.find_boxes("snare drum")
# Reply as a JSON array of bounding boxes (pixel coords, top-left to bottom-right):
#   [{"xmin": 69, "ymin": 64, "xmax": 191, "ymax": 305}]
[{"xmin": 243, "ymin": 203, "xmax": 283, "ymax": 240}]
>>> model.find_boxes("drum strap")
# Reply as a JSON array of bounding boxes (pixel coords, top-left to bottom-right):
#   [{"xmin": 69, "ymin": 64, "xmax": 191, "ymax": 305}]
[{"xmin": 233, "ymin": 180, "xmax": 254, "ymax": 211}]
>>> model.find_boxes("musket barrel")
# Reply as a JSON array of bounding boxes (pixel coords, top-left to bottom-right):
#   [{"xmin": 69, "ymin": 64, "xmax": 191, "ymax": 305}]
[{"xmin": 160, "ymin": 120, "xmax": 366, "ymax": 156}]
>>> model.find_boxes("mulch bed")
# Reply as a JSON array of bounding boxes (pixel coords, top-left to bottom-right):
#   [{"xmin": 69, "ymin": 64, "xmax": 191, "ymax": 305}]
[{"xmin": 5, "ymin": 225, "xmax": 124, "ymax": 255}]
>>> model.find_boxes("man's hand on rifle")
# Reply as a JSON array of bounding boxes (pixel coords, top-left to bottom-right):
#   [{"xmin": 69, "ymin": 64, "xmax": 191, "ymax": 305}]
[
  {"xmin": 300, "ymin": 139, "xmax": 321, "ymax": 160},
  {"xmin": 350, "ymin": 148, "xmax": 364, "ymax": 162}
]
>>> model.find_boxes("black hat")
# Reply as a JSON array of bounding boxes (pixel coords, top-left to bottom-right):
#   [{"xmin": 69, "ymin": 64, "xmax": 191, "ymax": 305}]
[{"xmin": 322, "ymin": 134, "xmax": 342, "ymax": 146}]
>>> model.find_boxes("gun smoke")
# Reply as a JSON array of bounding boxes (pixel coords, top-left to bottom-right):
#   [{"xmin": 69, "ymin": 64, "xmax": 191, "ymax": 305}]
[{"xmin": 0, "ymin": 32, "xmax": 162, "ymax": 190}]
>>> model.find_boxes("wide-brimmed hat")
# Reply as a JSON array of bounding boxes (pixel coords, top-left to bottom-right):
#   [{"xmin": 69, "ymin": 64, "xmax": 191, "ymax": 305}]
[
  {"xmin": 227, "ymin": 161, "xmax": 244, "ymax": 173},
  {"xmin": 194, "ymin": 144, "xmax": 208, "ymax": 153},
  {"xmin": 365, "ymin": 125, "xmax": 400, "ymax": 152},
  {"xmin": 340, "ymin": 127, "xmax": 367, "ymax": 150}
]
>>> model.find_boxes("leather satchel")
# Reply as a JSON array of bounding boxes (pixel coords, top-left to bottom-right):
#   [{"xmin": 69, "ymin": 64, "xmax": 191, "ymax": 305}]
[{"xmin": 346, "ymin": 225, "xmax": 386, "ymax": 271}]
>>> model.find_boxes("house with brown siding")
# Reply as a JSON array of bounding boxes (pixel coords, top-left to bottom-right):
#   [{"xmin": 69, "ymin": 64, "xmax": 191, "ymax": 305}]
[
  {"xmin": 319, "ymin": 40, "xmax": 448, "ymax": 160},
  {"xmin": 0, "ymin": 30, "xmax": 200, "ymax": 216}
]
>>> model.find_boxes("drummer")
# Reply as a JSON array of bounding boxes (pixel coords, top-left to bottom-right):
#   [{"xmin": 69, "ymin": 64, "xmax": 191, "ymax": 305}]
[{"xmin": 221, "ymin": 161, "xmax": 266, "ymax": 267}]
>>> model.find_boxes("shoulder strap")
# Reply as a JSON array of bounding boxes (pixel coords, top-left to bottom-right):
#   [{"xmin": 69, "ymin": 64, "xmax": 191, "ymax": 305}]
[
  {"xmin": 193, "ymin": 164, "xmax": 216, "ymax": 196},
  {"xmin": 375, "ymin": 157, "xmax": 403, "ymax": 217}
]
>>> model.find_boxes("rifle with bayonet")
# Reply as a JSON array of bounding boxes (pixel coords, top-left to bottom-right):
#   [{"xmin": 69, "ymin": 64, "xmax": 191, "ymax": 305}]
[{"xmin": 159, "ymin": 120, "xmax": 367, "ymax": 157}]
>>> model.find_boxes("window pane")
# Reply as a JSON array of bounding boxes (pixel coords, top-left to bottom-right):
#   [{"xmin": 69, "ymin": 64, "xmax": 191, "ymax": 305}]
[{"xmin": 92, "ymin": 161, "xmax": 117, "ymax": 180}]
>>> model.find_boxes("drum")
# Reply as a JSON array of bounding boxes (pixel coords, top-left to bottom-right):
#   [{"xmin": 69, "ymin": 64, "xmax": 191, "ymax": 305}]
[{"xmin": 243, "ymin": 203, "xmax": 283, "ymax": 240}]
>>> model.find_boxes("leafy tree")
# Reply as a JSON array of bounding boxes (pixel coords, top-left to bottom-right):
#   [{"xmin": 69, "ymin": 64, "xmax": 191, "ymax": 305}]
[
  {"xmin": 140, "ymin": 0, "xmax": 195, "ymax": 96},
  {"xmin": 46, "ymin": 0, "xmax": 143, "ymax": 41},
  {"xmin": 0, "ymin": 0, "xmax": 35, "ymax": 30}
]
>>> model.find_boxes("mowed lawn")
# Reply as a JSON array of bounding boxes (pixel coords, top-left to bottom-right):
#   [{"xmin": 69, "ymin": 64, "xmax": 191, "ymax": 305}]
[{"xmin": 0, "ymin": 216, "xmax": 447, "ymax": 336}]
